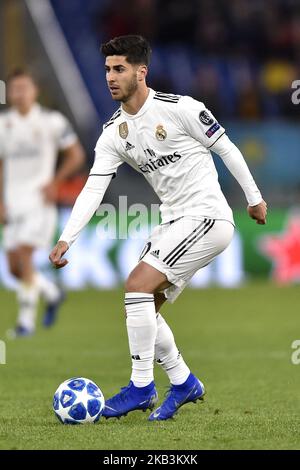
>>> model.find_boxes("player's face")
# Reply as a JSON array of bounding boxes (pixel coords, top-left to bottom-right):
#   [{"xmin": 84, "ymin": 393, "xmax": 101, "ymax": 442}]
[
  {"xmin": 8, "ymin": 76, "xmax": 38, "ymax": 111},
  {"xmin": 105, "ymin": 56, "xmax": 141, "ymax": 102}
]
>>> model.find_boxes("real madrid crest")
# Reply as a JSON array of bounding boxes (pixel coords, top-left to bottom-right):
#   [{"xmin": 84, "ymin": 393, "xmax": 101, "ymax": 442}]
[
  {"xmin": 155, "ymin": 124, "xmax": 167, "ymax": 141},
  {"xmin": 119, "ymin": 122, "xmax": 128, "ymax": 139}
]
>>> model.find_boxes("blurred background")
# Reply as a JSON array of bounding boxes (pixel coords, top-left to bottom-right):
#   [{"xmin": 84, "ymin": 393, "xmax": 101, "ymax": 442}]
[{"xmin": 1, "ymin": 0, "xmax": 300, "ymax": 289}]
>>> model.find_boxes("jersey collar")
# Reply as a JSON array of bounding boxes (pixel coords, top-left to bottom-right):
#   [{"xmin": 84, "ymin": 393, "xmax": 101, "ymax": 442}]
[
  {"xmin": 12, "ymin": 103, "xmax": 41, "ymax": 120},
  {"xmin": 121, "ymin": 88, "xmax": 155, "ymax": 120}
]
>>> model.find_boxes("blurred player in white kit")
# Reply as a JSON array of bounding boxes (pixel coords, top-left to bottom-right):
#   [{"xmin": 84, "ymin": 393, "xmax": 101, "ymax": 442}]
[{"xmin": 0, "ymin": 69, "xmax": 85, "ymax": 336}]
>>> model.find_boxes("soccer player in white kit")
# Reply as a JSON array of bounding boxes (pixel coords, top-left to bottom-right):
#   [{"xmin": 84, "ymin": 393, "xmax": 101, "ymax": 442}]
[
  {"xmin": 50, "ymin": 36, "xmax": 267, "ymax": 420},
  {"xmin": 0, "ymin": 69, "xmax": 85, "ymax": 337}
]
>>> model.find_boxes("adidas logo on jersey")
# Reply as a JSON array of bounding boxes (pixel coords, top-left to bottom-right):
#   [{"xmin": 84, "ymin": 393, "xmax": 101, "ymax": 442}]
[
  {"xmin": 150, "ymin": 250, "xmax": 160, "ymax": 259},
  {"xmin": 125, "ymin": 141, "xmax": 135, "ymax": 151}
]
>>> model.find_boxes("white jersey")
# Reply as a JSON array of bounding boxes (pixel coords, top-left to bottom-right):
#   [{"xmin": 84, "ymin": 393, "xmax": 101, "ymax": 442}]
[
  {"xmin": 0, "ymin": 104, "xmax": 77, "ymax": 217},
  {"xmin": 59, "ymin": 88, "xmax": 262, "ymax": 247},
  {"xmin": 92, "ymin": 88, "xmax": 259, "ymax": 225}
]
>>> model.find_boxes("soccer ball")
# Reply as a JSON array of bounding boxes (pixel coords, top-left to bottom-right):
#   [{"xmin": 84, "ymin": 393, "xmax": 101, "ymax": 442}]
[{"xmin": 53, "ymin": 377, "xmax": 105, "ymax": 424}]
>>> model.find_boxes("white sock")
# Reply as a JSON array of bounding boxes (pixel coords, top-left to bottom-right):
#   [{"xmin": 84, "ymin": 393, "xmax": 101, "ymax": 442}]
[
  {"xmin": 155, "ymin": 313, "xmax": 190, "ymax": 385},
  {"xmin": 35, "ymin": 272, "xmax": 60, "ymax": 303},
  {"xmin": 125, "ymin": 292, "xmax": 157, "ymax": 388},
  {"xmin": 17, "ymin": 281, "xmax": 39, "ymax": 331}
]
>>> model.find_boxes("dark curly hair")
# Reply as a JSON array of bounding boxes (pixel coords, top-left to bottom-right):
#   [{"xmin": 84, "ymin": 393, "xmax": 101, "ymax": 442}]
[
  {"xmin": 7, "ymin": 67, "xmax": 38, "ymax": 85},
  {"xmin": 101, "ymin": 35, "xmax": 151, "ymax": 66}
]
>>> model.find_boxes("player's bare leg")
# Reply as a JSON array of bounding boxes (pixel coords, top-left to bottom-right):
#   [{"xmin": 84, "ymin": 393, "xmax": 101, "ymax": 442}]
[
  {"xmin": 125, "ymin": 260, "xmax": 171, "ymax": 293},
  {"xmin": 18, "ymin": 245, "xmax": 65, "ymax": 329},
  {"xmin": 7, "ymin": 249, "xmax": 22, "ymax": 280},
  {"xmin": 8, "ymin": 245, "xmax": 63, "ymax": 337},
  {"xmin": 18, "ymin": 245, "xmax": 36, "ymax": 283},
  {"xmin": 7, "ymin": 245, "xmax": 39, "ymax": 336}
]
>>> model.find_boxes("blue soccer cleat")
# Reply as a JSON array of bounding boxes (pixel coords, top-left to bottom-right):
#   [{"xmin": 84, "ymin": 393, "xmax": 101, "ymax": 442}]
[
  {"xmin": 102, "ymin": 381, "xmax": 158, "ymax": 419},
  {"xmin": 15, "ymin": 325, "xmax": 34, "ymax": 337},
  {"xmin": 148, "ymin": 373, "xmax": 205, "ymax": 421},
  {"xmin": 43, "ymin": 290, "xmax": 66, "ymax": 328},
  {"xmin": 6, "ymin": 325, "xmax": 35, "ymax": 339}
]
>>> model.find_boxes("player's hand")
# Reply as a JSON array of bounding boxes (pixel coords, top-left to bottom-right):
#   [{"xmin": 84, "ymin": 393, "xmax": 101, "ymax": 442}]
[
  {"xmin": 42, "ymin": 180, "xmax": 59, "ymax": 203},
  {"xmin": 247, "ymin": 200, "xmax": 267, "ymax": 225},
  {"xmin": 0, "ymin": 201, "xmax": 7, "ymax": 225},
  {"xmin": 49, "ymin": 241, "xmax": 69, "ymax": 269}
]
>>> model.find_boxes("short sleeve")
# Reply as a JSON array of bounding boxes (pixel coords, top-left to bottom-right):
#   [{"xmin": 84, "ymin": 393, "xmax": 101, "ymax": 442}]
[
  {"xmin": 52, "ymin": 111, "xmax": 78, "ymax": 150},
  {"xmin": 177, "ymin": 96, "xmax": 225, "ymax": 148},
  {"xmin": 91, "ymin": 128, "xmax": 123, "ymax": 177}
]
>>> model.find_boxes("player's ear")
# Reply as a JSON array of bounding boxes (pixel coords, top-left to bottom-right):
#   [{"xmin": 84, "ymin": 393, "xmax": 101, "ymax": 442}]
[
  {"xmin": 29, "ymin": 77, "xmax": 39, "ymax": 99},
  {"xmin": 137, "ymin": 65, "xmax": 147, "ymax": 81}
]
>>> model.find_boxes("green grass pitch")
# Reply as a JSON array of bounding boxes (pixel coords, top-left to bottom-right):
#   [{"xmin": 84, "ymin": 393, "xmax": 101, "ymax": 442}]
[{"xmin": 0, "ymin": 283, "xmax": 300, "ymax": 450}]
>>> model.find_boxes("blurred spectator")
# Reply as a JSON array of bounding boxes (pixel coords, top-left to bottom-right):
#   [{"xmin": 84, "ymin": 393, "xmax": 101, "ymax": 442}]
[
  {"xmin": 191, "ymin": 64, "xmax": 223, "ymax": 117},
  {"xmin": 261, "ymin": 59, "xmax": 298, "ymax": 117},
  {"xmin": 48, "ymin": 0, "xmax": 300, "ymax": 120}
]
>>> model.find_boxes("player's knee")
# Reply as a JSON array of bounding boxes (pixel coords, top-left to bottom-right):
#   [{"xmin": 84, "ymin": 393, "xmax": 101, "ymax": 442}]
[
  {"xmin": 9, "ymin": 264, "xmax": 21, "ymax": 279},
  {"xmin": 125, "ymin": 273, "xmax": 153, "ymax": 293}
]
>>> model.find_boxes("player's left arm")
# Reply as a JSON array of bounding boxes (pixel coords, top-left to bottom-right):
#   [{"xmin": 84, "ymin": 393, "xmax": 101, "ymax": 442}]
[
  {"xmin": 42, "ymin": 113, "xmax": 85, "ymax": 203},
  {"xmin": 177, "ymin": 97, "xmax": 267, "ymax": 225},
  {"xmin": 211, "ymin": 135, "xmax": 267, "ymax": 225},
  {"xmin": 43, "ymin": 142, "xmax": 85, "ymax": 203}
]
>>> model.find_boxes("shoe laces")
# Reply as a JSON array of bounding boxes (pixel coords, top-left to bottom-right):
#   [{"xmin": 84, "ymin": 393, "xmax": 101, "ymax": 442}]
[
  {"xmin": 163, "ymin": 382, "xmax": 192, "ymax": 405},
  {"xmin": 111, "ymin": 383, "xmax": 133, "ymax": 405},
  {"xmin": 163, "ymin": 384, "xmax": 177, "ymax": 401}
]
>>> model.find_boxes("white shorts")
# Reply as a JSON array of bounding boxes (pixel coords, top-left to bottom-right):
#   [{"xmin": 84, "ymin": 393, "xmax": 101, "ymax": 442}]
[
  {"xmin": 2, "ymin": 205, "xmax": 57, "ymax": 251},
  {"xmin": 140, "ymin": 216, "xmax": 234, "ymax": 303}
]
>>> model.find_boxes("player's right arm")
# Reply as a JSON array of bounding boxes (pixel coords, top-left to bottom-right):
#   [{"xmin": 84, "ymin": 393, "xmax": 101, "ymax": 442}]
[{"xmin": 49, "ymin": 129, "xmax": 123, "ymax": 269}]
